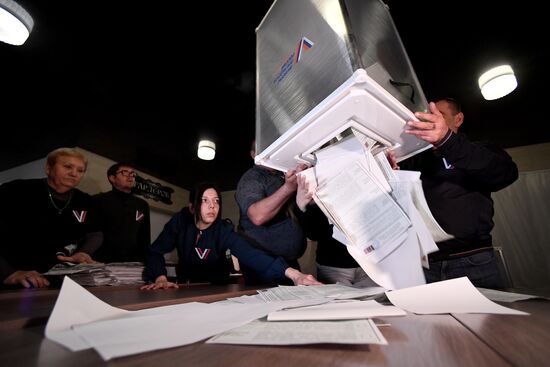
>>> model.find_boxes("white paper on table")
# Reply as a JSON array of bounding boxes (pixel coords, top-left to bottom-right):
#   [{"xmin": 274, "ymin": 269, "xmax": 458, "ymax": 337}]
[
  {"xmin": 385, "ymin": 277, "xmax": 529, "ymax": 315},
  {"xmin": 256, "ymin": 284, "xmax": 385, "ymax": 302},
  {"xmin": 74, "ymin": 298, "xmax": 334, "ymax": 361},
  {"xmin": 476, "ymin": 288, "xmax": 549, "ymax": 302},
  {"xmin": 206, "ymin": 318, "xmax": 387, "ymax": 346},
  {"xmin": 45, "ymin": 276, "xmax": 131, "ymax": 351},
  {"xmin": 45, "ymin": 277, "xmax": 338, "ymax": 360},
  {"xmin": 346, "ymin": 226, "xmax": 426, "ymax": 290},
  {"xmin": 267, "ymin": 299, "xmax": 406, "ymax": 321},
  {"xmin": 225, "ymin": 294, "xmax": 267, "ymax": 304}
]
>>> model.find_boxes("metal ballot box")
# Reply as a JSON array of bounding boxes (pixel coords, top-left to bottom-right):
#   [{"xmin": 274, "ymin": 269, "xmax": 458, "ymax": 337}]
[{"xmin": 255, "ymin": 0, "xmax": 430, "ymax": 171}]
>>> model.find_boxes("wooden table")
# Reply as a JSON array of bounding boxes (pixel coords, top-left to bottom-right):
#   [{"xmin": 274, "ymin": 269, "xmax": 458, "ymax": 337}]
[{"xmin": 0, "ymin": 284, "xmax": 548, "ymax": 367}]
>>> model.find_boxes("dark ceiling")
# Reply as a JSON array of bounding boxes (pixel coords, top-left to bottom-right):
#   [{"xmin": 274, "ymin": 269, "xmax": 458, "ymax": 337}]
[{"xmin": 1, "ymin": 1, "xmax": 547, "ymax": 191}]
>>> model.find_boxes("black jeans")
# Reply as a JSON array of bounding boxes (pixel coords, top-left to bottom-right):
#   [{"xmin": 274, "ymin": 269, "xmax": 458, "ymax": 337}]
[{"xmin": 423, "ymin": 249, "xmax": 506, "ymax": 289}]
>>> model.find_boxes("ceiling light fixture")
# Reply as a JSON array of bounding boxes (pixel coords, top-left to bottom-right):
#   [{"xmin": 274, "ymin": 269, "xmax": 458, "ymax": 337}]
[
  {"xmin": 478, "ymin": 65, "xmax": 518, "ymax": 101},
  {"xmin": 0, "ymin": 0, "xmax": 34, "ymax": 46},
  {"xmin": 197, "ymin": 140, "xmax": 216, "ymax": 160}
]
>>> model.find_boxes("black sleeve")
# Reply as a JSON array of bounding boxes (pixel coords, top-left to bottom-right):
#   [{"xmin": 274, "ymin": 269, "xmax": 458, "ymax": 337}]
[
  {"xmin": 86, "ymin": 194, "xmax": 104, "ymax": 234},
  {"xmin": 436, "ymin": 133, "xmax": 518, "ymax": 191},
  {"xmin": 301, "ymin": 204, "xmax": 332, "ymax": 241},
  {"xmin": 75, "ymin": 194, "xmax": 104, "ymax": 255},
  {"xmin": 221, "ymin": 223, "xmax": 288, "ymax": 283},
  {"xmin": 138, "ymin": 201, "xmax": 151, "ymax": 261},
  {"xmin": 0, "ymin": 181, "xmax": 18, "ymax": 281},
  {"xmin": 0, "ymin": 256, "xmax": 16, "ymax": 283},
  {"xmin": 78, "ymin": 231, "xmax": 104, "ymax": 255},
  {"xmin": 145, "ymin": 211, "xmax": 182, "ymax": 281}
]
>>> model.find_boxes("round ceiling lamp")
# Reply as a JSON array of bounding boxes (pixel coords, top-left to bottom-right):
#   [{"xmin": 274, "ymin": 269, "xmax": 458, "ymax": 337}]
[
  {"xmin": 197, "ymin": 140, "xmax": 216, "ymax": 160},
  {"xmin": 0, "ymin": 0, "xmax": 34, "ymax": 46},
  {"xmin": 478, "ymin": 65, "xmax": 518, "ymax": 101}
]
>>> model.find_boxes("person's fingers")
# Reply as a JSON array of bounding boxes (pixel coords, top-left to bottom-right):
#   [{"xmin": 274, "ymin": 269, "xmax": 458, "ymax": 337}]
[
  {"xmin": 37, "ymin": 276, "xmax": 50, "ymax": 287},
  {"xmin": 79, "ymin": 255, "xmax": 97, "ymax": 264},
  {"xmin": 407, "ymin": 120, "xmax": 435, "ymax": 130},
  {"xmin": 21, "ymin": 278, "xmax": 31, "ymax": 288},
  {"xmin": 24, "ymin": 273, "xmax": 49, "ymax": 288},
  {"xmin": 142, "ymin": 282, "xmax": 179, "ymax": 290},
  {"xmin": 56, "ymin": 255, "xmax": 71, "ymax": 262},
  {"xmin": 304, "ymin": 275, "xmax": 322, "ymax": 285}
]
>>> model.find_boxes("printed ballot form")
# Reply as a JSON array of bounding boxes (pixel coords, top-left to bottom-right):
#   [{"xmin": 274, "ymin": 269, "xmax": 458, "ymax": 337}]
[{"xmin": 298, "ymin": 133, "xmax": 450, "ymax": 289}]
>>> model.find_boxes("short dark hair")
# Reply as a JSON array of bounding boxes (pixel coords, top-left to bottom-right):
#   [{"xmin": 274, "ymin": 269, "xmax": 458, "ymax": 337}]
[
  {"xmin": 189, "ymin": 182, "xmax": 222, "ymax": 224},
  {"xmin": 436, "ymin": 97, "xmax": 462, "ymax": 114},
  {"xmin": 107, "ymin": 162, "xmax": 135, "ymax": 177}
]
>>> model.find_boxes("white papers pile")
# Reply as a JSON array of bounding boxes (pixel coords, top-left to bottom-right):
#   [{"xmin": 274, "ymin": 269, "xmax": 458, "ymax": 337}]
[
  {"xmin": 105, "ymin": 262, "xmax": 145, "ymax": 285},
  {"xmin": 45, "ymin": 277, "xmax": 528, "ymax": 360},
  {"xmin": 207, "ymin": 318, "xmax": 387, "ymax": 346},
  {"xmin": 267, "ymin": 299, "xmax": 406, "ymax": 321},
  {"xmin": 255, "ymin": 284, "xmax": 386, "ymax": 302},
  {"xmin": 225, "ymin": 284, "xmax": 385, "ymax": 306},
  {"xmin": 476, "ymin": 288, "xmax": 549, "ymax": 302},
  {"xmin": 46, "ymin": 278, "xmax": 390, "ymax": 360},
  {"xmin": 44, "ymin": 262, "xmax": 145, "ymax": 286},
  {"xmin": 299, "ymin": 132, "xmax": 452, "ymax": 290}
]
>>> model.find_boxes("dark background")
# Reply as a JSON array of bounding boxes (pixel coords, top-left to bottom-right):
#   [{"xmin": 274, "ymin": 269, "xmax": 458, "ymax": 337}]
[{"xmin": 1, "ymin": 1, "xmax": 547, "ymax": 191}]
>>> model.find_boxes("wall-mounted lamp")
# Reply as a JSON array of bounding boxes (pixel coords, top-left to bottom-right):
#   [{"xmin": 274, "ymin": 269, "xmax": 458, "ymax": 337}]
[
  {"xmin": 478, "ymin": 65, "xmax": 518, "ymax": 100},
  {"xmin": 0, "ymin": 0, "xmax": 34, "ymax": 45},
  {"xmin": 197, "ymin": 140, "xmax": 216, "ymax": 160}
]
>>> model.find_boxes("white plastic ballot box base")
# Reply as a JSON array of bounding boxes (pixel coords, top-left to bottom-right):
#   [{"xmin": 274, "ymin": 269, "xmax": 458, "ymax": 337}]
[{"xmin": 255, "ymin": 69, "xmax": 431, "ymax": 172}]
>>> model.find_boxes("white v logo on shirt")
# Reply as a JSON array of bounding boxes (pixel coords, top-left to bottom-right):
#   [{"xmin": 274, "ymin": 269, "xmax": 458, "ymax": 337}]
[
  {"xmin": 72, "ymin": 210, "xmax": 86, "ymax": 223},
  {"xmin": 195, "ymin": 248, "xmax": 211, "ymax": 260},
  {"xmin": 442, "ymin": 158, "xmax": 454, "ymax": 169}
]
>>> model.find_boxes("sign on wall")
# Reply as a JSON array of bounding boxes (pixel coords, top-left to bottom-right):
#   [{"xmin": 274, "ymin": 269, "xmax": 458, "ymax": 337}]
[{"xmin": 133, "ymin": 176, "xmax": 174, "ymax": 205}]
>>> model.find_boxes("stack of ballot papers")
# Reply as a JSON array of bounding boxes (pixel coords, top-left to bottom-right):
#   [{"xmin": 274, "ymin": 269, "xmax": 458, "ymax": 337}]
[
  {"xmin": 44, "ymin": 262, "xmax": 145, "ymax": 286},
  {"xmin": 45, "ymin": 277, "xmax": 527, "ymax": 360},
  {"xmin": 255, "ymin": 284, "xmax": 386, "ymax": 302},
  {"xmin": 105, "ymin": 262, "xmax": 145, "ymax": 285},
  {"xmin": 298, "ymin": 131, "xmax": 454, "ymax": 290},
  {"xmin": 267, "ymin": 300, "xmax": 406, "ymax": 321}
]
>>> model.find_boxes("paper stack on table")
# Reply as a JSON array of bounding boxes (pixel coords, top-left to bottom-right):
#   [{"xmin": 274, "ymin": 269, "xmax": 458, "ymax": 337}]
[{"xmin": 44, "ymin": 262, "xmax": 145, "ymax": 286}]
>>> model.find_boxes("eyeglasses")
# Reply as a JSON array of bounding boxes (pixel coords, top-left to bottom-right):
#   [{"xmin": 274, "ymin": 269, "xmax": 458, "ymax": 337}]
[{"xmin": 116, "ymin": 169, "xmax": 137, "ymax": 177}]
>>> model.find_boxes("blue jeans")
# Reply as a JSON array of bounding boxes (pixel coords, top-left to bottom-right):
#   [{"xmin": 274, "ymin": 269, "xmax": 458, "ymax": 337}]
[{"xmin": 423, "ymin": 250, "xmax": 506, "ymax": 289}]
